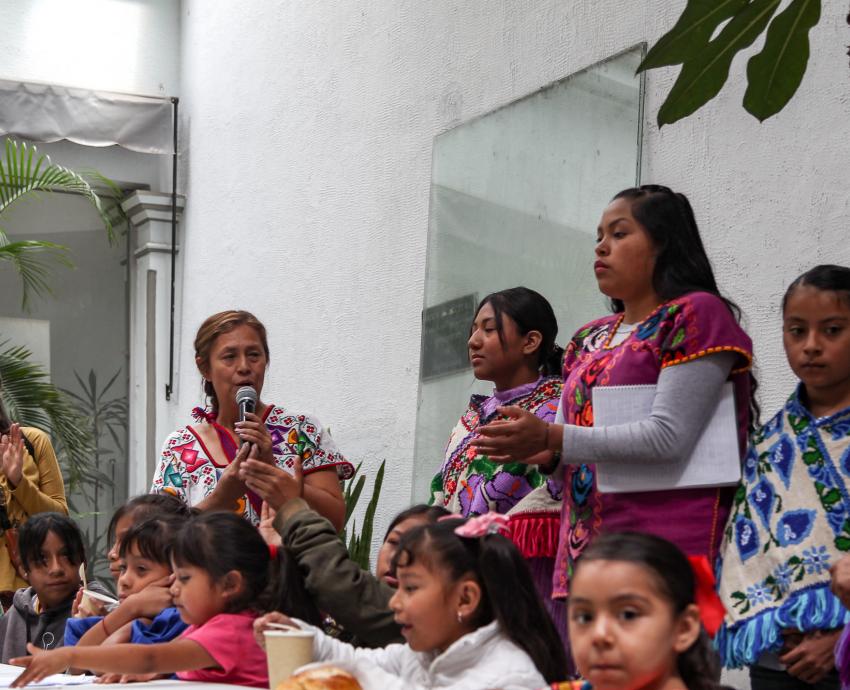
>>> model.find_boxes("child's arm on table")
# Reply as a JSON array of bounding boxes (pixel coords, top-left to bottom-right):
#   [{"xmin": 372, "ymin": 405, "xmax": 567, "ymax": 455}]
[{"xmin": 10, "ymin": 638, "xmax": 215, "ymax": 687}]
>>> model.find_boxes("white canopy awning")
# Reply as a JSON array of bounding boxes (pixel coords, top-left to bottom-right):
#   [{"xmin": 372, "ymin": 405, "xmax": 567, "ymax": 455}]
[{"xmin": 0, "ymin": 78, "xmax": 173, "ymax": 155}]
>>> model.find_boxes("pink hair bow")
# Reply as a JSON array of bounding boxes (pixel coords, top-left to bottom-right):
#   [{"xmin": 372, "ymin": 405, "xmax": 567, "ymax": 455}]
[{"xmin": 454, "ymin": 512, "xmax": 510, "ymax": 538}]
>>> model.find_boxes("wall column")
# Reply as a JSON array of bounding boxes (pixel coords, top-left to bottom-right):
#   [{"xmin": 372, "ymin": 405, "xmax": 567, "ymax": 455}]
[{"xmin": 122, "ymin": 191, "xmax": 186, "ymax": 496}]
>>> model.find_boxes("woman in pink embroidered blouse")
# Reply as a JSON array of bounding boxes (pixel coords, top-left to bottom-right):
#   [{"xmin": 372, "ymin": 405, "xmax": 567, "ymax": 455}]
[
  {"xmin": 474, "ymin": 186, "xmax": 755, "ymax": 598},
  {"xmin": 151, "ymin": 310, "xmax": 353, "ymax": 530}
]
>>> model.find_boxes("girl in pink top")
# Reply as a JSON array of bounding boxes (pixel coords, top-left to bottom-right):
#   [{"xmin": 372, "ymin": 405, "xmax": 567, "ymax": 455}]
[{"xmin": 9, "ymin": 512, "xmax": 278, "ymax": 688}]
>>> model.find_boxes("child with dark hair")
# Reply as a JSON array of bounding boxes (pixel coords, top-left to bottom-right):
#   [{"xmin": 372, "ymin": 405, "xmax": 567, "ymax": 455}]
[
  {"xmin": 0, "ymin": 513, "xmax": 89, "ymax": 662},
  {"xmin": 429, "ymin": 286, "xmax": 567, "ymax": 643},
  {"xmin": 65, "ymin": 515, "xmax": 187, "ymax": 651},
  {"xmin": 262, "ymin": 498, "xmax": 450, "ymax": 647},
  {"xmin": 256, "ymin": 515, "xmax": 568, "ymax": 689},
  {"xmin": 568, "ymin": 531, "xmax": 728, "ymax": 690},
  {"xmin": 103, "ymin": 493, "xmax": 194, "ymax": 585},
  {"xmin": 10, "ymin": 512, "xmax": 278, "ymax": 688},
  {"xmin": 718, "ymin": 265, "xmax": 850, "ymax": 689}
]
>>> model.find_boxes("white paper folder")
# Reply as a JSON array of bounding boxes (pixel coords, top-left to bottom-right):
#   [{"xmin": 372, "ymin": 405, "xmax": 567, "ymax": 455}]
[{"xmin": 592, "ymin": 382, "xmax": 741, "ymax": 493}]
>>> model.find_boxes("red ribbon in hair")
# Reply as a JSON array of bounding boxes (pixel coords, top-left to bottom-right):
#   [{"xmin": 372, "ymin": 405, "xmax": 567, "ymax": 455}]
[
  {"xmin": 268, "ymin": 543, "xmax": 279, "ymax": 560},
  {"xmin": 687, "ymin": 555, "xmax": 726, "ymax": 637}
]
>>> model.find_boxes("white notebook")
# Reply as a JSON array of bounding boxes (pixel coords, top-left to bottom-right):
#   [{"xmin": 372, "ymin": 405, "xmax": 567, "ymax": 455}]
[{"xmin": 592, "ymin": 382, "xmax": 741, "ymax": 493}]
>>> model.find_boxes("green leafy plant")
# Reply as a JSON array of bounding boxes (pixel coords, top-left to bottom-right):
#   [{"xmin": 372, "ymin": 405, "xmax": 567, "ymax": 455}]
[
  {"xmin": 341, "ymin": 460, "xmax": 386, "ymax": 571},
  {"xmin": 0, "ymin": 138, "xmax": 120, "ymax": 308},
  {"xmin": 639, "ymin": 0, "xmax": 822, "ymax": 125},
  {"xmin": 0, "ymin": 343, "xmax": 101, "ymax": 495}
]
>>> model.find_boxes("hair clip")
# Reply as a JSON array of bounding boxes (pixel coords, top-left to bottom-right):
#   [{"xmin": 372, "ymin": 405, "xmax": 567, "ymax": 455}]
[
  {"xmin": 687, "ymin": 555, "xmax": 726, "ymax": 637},
  {"xmin": 454, "ymin": 513, "xmax": 510, "ymax": 539}
]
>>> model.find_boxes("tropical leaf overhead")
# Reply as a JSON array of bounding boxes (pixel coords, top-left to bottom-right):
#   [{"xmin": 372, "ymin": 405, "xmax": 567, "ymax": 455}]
[
  {"xmin": 0, "ymin": 342, "xmax": 102, "ymax": 494},
  {"xmin": 0, "ymin": 138, "xmax": 120, "ymax": 307},
  {"xmin": 639, "ymin": 0, "xmax": 823, "ymax": 125}
]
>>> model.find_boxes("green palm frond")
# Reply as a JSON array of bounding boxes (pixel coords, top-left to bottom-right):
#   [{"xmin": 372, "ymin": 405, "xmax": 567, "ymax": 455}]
[
  {"xmin": 0, "ymin": 342, "xmax": 98, "ymax": 494},
  {"xmin": 0, "ymin": 239, "xmax": 71, "ymax": 309},
  {"xmin": 0, "ymin": 139, "xmax": 114, "ymax": 240},
  {"xmin": 0, "ymin": 138, "xmax": 121, "ymax": 308}
]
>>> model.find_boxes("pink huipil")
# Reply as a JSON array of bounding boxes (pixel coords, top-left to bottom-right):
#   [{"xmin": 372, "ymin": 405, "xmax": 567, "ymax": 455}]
[{"xmin": 552, "ymin": 292, "xmax": 753, "ymax": 598}]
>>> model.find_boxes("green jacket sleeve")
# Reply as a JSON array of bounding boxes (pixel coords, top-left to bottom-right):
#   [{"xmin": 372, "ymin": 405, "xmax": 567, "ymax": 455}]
[{"xmin": 275, "ymin": 498, "xmax": 401, "ymax": 648}]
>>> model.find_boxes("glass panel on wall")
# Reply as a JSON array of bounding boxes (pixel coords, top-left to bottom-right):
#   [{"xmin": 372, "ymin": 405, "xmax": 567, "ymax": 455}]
[
  {"xmin": 0, "ymin": 187, "xmax": 129, "ymax": 582},
  {"xmin": 413, "ymin": 46, "xmax": 645, "ymax": 501}
]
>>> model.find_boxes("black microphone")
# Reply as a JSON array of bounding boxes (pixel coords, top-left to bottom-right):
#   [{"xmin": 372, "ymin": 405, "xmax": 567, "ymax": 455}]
[{"xmin": 236, "ymin": 386, "xmax": 258, "ymax": 424}]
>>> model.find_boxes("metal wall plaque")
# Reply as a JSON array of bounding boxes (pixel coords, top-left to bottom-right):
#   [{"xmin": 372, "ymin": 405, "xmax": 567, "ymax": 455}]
[{"xmin": 420, "ymin": 294, "xmax": 477, "ymax": 381}]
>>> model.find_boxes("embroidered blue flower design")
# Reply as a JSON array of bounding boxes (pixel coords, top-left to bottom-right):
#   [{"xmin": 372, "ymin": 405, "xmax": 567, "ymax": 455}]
[
  {"xmin": 571, "ymin": 465, "xmax": 594, "ymax": 505},
  {"xmin": 635, "ymin": 310, "xmax": 665, "ymax": 340},
  {"xmin": 827, "ymin": 416, "xmax": 850, "ymax": 440},
  {"xmin": 776, "ymin": 510, "xmax": 816, "ymax": 547},
  {"xmin": 749, "ymin": 477, "xmax": 776, "ymax": 530},
  {"xmin": 743, "ymin": 447, "xmax": 758, "ymax": 483},
  {"xmin": 735, "ymin": 517, "xmax": 760, "ymax": 562},
  {"xmin": 746, "ymin": 582, "xmax": 771, "ymax": 606},
  {"xmin": 802, "ymin": 546, "xmax": 831, "ymax": 574},
  {"xmin": 768, "ymin": 435, "xmax": 795, "ymax": 489},
  {"xmin": 773, "ymin": 563, "xmax": 794, "ymax": 594}
]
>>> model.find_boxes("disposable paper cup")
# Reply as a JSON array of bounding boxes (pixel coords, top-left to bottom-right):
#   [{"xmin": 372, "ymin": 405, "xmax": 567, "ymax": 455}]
[{"xmin": 263, "ymin": 629, "xmax": 314, "ymax": 689}]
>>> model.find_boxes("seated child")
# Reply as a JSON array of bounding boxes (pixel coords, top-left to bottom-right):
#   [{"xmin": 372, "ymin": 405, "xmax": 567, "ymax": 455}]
[
  {"xmin": 568, "ymin": 531, "xmax": 728, "ymax": 690},
  {"xmin": 65, "ymin": 515, "xmax": 187, "ymax": 647},
  {"xmin": 10, "ymin": 512, "xmax": 272, "ymax": 688},
  {"xmin": 256, "ymin": 514, "xmax": 567, "ymax": 689},
  {"xmin": 263, "ymin": 497, "xmax": 449, "ymax": 647},
  {"xmin": 103, "ymin": 493, "xmax": 193, "ymax": 586},
  {"xmin": 0, "ymin": 513, "xmax": 95, "ymax": 662}
]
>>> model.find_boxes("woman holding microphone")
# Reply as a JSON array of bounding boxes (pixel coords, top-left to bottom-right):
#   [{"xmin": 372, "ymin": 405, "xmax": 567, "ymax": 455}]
[
  {"xmin": 473, "ymin": 185, "xmax": 755, "ymax": 598},
  {"xmin": 151, "ymin": 310, "xmax": 352, "ymax": 530}
]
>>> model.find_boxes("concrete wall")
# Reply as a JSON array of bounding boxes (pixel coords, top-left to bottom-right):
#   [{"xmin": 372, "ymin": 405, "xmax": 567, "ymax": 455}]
[{"xmin": 176, "ymin": 0, "xmax": 850, "ymax": 547}]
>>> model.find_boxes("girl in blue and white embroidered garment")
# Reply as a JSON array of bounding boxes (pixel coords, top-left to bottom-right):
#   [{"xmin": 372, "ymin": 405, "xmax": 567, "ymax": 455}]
[{"xmin": 717, "ymin": 265, "xmax": 850, "ymax": 689}]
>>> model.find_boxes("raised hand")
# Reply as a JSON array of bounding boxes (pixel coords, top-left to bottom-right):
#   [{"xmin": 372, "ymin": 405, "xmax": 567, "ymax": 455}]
[
  {"xmin": 1, "ymin": 423, "xmax": 25, "ymax": 487},
  {"xmin": 258, "ymin": 501, "xmax": 282, "ymax": 547},
  {"xmin": 472, "ymin": 406, "xmax": 554, "ymax": 463}
]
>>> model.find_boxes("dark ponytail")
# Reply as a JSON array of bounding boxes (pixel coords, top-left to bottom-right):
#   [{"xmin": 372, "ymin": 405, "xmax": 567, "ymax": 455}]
[
  {"xmin": 577, "ymin": 532, "xmax": 722, "ymax": 690},
  {"xmin": 264, "ymin": 544, "xmax": 324, "ymax": 628},
  {"xmin": 393, "ymin": 519, "xmax": 567, "ymax": 684},
  {"xmin": 611, "ymin": 185, "xmax": 760, "ymax": 431},
  {"xmin": 474, "ymin": 287, "xmax": 562, "ymax": 377}
]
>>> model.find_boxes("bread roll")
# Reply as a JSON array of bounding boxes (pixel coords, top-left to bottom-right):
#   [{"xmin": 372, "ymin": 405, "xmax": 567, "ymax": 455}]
[{"xmin": 275, "ymin": 665, "xmax": 362, "ymax": 690}]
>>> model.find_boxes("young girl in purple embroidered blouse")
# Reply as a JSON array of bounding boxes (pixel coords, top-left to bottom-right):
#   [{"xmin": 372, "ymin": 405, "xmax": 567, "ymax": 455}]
[
  {"xmin": 474, "ymin": 186, "xmax": 755, "ymax": 599},
  {"xmin": 430, "ymin": 287, "xmax": 567, "ymax": 642},
  {"xmin": 150, "ymin": 311, "xmax": 353, "ymax": 530}
]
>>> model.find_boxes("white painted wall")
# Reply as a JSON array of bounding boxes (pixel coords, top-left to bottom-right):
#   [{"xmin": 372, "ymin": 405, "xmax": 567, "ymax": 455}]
[
  {"xmin": 0, "ymin": 0, "xmax": 179, "ymax": 97},
  {"xmin": 176, "ymin": 0, "xmax": 850, "ymax": 552}
]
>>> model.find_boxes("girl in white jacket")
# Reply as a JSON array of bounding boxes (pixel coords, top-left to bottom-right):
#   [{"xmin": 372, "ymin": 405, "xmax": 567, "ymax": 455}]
[{"xmin": 256, "ymin": 513, "xmax": 568, "ymax": 689}]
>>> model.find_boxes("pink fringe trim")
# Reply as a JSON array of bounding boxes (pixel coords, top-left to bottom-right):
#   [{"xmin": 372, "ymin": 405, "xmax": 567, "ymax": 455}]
[{"xmin": 508, "ymin": 511, "xmax": 561, "ymax": 559}]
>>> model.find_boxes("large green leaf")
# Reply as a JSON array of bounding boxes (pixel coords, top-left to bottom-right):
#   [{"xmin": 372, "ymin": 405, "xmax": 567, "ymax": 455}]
[
  {"xmin": 743, "ymin": 0, "xmax": 821, "ymax": 121},
  {"xmin": 0, "ymin": 239, "xmax": 71, "ymax": 309},
  {"xmin": 639, "ymin": 0, "xmax": 749, "ymax": 70},
  {"xmin": 657, "ymin": 0, "xmax": 782, "ymax": 126},
  {"xmin": 0, "ymin": 342, "xmax": 99, "ymax": 494},
  {"xmin": 0, "ymin": 139, "xmax": 121, "ymax": 307}
]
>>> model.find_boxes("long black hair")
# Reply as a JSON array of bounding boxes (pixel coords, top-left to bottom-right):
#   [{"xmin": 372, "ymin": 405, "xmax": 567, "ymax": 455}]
[
  {"xmin": 474, "ymin": 287, "xmax": 563, "ymax": 377},
  {"xmin": 172, "ymin": 511, "xmax": 321, "ymax": 625},
  {"xmin": 782, "ymin": 264, "xmax": 850, "ymax": 312},
  {"xmin": 611, "ymin": 185, "xmax": 760, "ymax": 428},
  {"xmin": 576, "ymin": 532, "xmax": 722, "ymax": 690},
  {"xmin": 392, "ymin": 518, "xmax": 567, "ymax": 683},
  {"xmin": 118, "ymin": 514, "xmax": 186, "ymax": 565}
]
